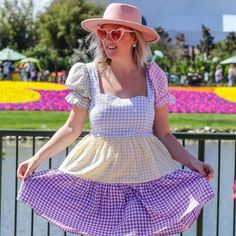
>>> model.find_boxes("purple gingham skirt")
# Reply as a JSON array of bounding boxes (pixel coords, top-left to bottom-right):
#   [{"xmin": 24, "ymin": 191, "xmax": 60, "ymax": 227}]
[{"xmin": 17, "ymin": 169, "xmax": 214, "ymax": 236}]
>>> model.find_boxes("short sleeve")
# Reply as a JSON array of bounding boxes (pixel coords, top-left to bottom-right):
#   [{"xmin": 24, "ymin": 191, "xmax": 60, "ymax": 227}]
[
  {"xmin": 147, "ymin": 62, "xmax": 176, "ymax": 108},
  {"xmin": 65, "ymin": 62, "xmax": 91, "ymax": 110}
]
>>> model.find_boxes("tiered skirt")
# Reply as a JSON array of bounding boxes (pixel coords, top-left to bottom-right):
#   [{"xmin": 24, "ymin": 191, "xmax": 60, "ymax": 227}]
[{"xmin": 17, "ymin": 134, "xmax": 214, "ymax": 235}]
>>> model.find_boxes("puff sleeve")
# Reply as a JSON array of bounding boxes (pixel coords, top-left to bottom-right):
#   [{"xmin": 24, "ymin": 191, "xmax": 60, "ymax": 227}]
[
  {"xmin": 148, "ymin": 62, "xmax": 176, "ymax": 108},
  {"xmin": 65, "ymin": 62, "xmax": 91, "ymax": 110}
]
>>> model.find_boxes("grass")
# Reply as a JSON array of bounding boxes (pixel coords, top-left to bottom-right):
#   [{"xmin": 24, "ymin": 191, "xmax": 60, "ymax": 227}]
[
  {"xmin": 1, "ymin": 111, "xmax": 236, "ymax": 132},
  {"xmin": 169, "ymin": 113, "xmax": 236, "ymax": 132}
]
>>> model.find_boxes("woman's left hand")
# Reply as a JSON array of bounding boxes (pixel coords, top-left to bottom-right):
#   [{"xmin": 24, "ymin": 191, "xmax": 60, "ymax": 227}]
[{"xmin": 189, "ymin": 159, "xmax": 214, "ymax": 181}]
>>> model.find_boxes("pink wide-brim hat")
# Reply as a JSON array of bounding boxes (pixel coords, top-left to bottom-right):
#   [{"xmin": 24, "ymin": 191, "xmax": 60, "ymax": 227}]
[{"xmin": 81, "ymin": 3, "xmax": 159, "ymax": 43}]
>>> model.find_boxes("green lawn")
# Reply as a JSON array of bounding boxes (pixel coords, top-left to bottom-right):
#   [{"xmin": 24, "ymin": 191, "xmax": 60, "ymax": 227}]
[{"xmin": 0, "ymin": 111, "xmax": 236, "ymax": 132}]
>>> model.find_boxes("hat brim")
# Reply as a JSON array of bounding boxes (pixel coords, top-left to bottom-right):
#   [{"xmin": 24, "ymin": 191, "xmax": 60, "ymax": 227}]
[{"xmin": 81, "ymin": 18, "xmax": 159, "ymax": 43}]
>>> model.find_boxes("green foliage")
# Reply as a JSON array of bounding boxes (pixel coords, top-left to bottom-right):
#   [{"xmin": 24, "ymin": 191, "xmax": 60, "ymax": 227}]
[
  {"xmin": 151, "ymin": 27, "xmax": 174, "ymax": 71},
  {"xmin": 0, "ymin": 0, "xmax": 36, "ymax": 50},
  {"xmin": 23, "ymin": 44, "xmax": 70, "ymax": 71},
  {"xmin": 199, "ymin": 25, "xmax": 214, "ymax": 58},
  {"xmin": 70, "ymin": 38, "xmax": 90, "ymax": 65},
  {"xmin": 174, "ymin": 33, "xmax": 186, "ymax": 60},
  {"xmin": 36, "ymin": 0, "xmax": 104, "ymax": 57}
]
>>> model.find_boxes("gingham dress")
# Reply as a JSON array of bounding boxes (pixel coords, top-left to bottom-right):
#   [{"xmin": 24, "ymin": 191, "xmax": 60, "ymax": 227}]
[{"xmin": 17, "ymin": 62, "xmax": 214, "ymax": 236}]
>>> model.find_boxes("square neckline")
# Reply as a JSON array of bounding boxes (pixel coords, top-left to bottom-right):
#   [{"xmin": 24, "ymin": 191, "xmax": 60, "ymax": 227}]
[{"xmin": 93, "ymin": 62, "xmax": 150, "ymax": 100}]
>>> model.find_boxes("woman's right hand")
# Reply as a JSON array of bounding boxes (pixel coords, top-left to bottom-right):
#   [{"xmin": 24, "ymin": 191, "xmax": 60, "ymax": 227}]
[{"xmin": 17, "ymin": 156, "xmax": 41, "ymax": 180}]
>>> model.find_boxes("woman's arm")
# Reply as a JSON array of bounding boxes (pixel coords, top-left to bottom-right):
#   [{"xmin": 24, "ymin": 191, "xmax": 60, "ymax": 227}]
[
  {"xmin": 153, "ymin": 105, "xmax": 214, "ymax": 180},
  {"xmin": 17, "ymin": 105, "xmax": 88, "ymax": 179}
]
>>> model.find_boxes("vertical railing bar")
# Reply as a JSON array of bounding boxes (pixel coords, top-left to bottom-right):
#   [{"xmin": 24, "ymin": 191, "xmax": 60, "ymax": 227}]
[
  {"xmin": 64, "ymin": 147, "xmax": 69, "ymax": 236},
  {"xmin": 233, "ymin": 140, "xmax": 236, "ymax": 236},
  {"xmin": 47, "ymin": 156, "xmax": 52, "ymax": 236},
  {"xmin": 181, "ymin": 139, "xmax": 185, "ymax": 170},
  {"xmin": 216, "ymin": 140, "xmax": 221, "ymax": 236},
  {"xmin": 180, "ymin": 138, "xmax": 186, "ymax": 236},
  {"xmin": 196, "ymin": 139, "xmax": 205, "ymax": 236},
  {"xmin": 31, "ymin": 136, "xmax": 36, "ymax": 236},
  {"xmin": 14, "ymin": 136, "xmax": 19, "ymax": 236},
  {"xmin": 0, "ymin": 136, "xmax": 3, "ymax": 235}
]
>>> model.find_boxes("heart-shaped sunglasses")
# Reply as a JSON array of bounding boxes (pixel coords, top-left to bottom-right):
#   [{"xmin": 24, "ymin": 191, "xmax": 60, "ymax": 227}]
[{"xmin": 96, "ymin": 27, "xmax": 134, "ymax": 43}]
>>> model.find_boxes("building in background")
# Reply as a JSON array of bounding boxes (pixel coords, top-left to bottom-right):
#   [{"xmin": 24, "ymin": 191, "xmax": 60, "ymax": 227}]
[{"xmin": 105, "ymin": 0, "xmax": 236, "ymax": 45}]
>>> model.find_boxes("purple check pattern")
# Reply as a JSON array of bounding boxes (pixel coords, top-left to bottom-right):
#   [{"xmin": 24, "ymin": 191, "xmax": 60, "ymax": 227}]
[{"xmin": 18, "ymin": 169, "xmax": 214, "ymax": 236}]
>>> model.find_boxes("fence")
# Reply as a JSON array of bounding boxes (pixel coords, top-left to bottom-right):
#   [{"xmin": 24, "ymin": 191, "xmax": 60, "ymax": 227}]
[{"xmin": 0, "ymin": 130, "xmax": 236, "ymax": 236}]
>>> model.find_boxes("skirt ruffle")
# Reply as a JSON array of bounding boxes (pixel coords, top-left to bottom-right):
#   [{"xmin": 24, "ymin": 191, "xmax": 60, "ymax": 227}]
[{"xmin": 17, "ymin": 169, "xmax": 214, "ymax": 236}]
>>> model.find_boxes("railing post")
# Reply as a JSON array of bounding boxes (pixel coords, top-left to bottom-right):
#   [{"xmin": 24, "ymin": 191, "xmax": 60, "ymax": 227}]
[
  {"xmin": 0, "ymin": 136, "xmax": 2, "ymax": 233},
  {"xmin": 216, "ymin": 140, "xmax": 221, "ymax": 236},
  {"xmin": 197, "ymin": 140, "xmax": 205, "ymax": 236},
  {"xmin": 233, "ymin": 140, "xmax": 236, "ymax": 236},
  {"xmin": 14, "ymin": 136, "xmax": 19, "ymax": 236}
]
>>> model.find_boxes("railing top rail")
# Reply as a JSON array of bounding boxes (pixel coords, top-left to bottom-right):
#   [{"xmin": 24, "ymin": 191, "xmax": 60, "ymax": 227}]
[{"xmin": 0, "ymin": 129, "xmax": 236, "ymax": 140}]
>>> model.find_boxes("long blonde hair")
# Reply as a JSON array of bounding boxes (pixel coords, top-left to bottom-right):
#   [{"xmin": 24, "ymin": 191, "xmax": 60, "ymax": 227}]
[{"xmin": 86, "ymin": 29, "xmax": 152, "ymax": 70}]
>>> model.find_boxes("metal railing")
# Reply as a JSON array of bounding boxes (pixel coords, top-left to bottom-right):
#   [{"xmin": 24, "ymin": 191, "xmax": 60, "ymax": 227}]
[{"xmin": 0, "ymin": 130, "xmax": 236, "ymax": 236}]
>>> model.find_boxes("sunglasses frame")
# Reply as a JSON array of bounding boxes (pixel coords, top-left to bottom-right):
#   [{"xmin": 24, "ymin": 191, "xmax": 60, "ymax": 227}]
[{"xmin": 96, "ymin": 27, "xmax": 134, "ymax": 43}]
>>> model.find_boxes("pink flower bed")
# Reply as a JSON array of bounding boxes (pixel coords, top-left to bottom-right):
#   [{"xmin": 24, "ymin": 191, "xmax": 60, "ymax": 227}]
[
  {"xmin": 1, "ymin": 87, "xmax": 236, "ymax": 113},
  {"xmin": 169, "ymin": 89, "xmax": 236, "ymax": 114},
  {"xmin": 0, "ymin": 90, "xmax": 71, "ymax": 111}
]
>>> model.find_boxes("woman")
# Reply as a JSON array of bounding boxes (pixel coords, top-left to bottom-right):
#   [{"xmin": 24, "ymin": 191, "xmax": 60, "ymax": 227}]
[{"xmin": 17, "ymin": 3, "xmax": 214, "ymax": 235}]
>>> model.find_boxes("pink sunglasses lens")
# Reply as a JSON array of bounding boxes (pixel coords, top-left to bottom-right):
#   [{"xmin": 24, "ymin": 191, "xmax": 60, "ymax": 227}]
[
  {"xmin": 96, "ymin": 28, "xmax": 123, "ymax": 42},
  {"xmin": 110, "ymin": 29, "xmax": 122, "ymax": 41},
  {"xmin": 96, "ymin": 29, "xmax": 107, "ymax": 40}
]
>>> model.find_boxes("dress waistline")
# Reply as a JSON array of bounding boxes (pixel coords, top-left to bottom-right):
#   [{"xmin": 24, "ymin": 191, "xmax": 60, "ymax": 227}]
[{"xmin": 89, "ymin": 131, "xmax": 153, "ymax": 138}]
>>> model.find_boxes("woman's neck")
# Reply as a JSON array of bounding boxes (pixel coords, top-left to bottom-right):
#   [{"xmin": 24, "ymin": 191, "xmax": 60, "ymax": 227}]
[{"xmin": 109, "ymin": 59, "xmax": 138, "ymax": 75}]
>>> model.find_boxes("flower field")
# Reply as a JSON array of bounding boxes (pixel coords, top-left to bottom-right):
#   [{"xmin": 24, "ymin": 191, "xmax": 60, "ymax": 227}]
[{"xmin": 0, "ymin": 81, "xmax": 236, "ymax": 113}]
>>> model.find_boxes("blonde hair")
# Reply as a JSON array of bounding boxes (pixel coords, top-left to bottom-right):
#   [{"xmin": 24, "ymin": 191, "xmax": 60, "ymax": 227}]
[{"xmin": 86, "ymin": 29, "xmax": 152, "ymax": 70}]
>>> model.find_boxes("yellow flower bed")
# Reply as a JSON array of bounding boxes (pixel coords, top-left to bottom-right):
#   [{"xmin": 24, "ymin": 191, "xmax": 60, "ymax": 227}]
[
  {"xmin": 0, "ymin": 81, "xmax": 66, "ymax": 103},
  {"xmin": 215, "ymin": 87, "xmax": 236, "ymax": 103}
]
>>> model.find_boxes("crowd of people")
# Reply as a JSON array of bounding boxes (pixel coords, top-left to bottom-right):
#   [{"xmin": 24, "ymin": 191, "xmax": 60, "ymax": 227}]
[
  {"xmin": 214, "ymin": 64, "xmax": 236, "ymax": 86},
  {"xmin": 1, "ymin": 60, "xmax": 236, "ymax": 87},
  {"xmin": 0, "ymin": 60, "xmax": 66, "ymax": 83}
]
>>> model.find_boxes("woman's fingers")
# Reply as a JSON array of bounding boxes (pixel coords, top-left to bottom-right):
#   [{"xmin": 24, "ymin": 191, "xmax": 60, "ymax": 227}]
[
  {"xmin": 17, "ymin": 164, "xmax": 27, "ymax": 179},
  {"xmin": 203, "ymin": 164, "xmax": 214, "ymax": 181}
]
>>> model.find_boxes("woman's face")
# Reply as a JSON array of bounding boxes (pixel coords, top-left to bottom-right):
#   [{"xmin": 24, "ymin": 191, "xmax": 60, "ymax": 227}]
[{"xmin": 97, "ymin": 24, "xmax": 136, "ymax": 60}]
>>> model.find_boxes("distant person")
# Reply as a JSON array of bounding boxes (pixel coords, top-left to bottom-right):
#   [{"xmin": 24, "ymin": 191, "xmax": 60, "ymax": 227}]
[
  {"xmin": 2, "ymin": 61, "xmax": 12, "ymax": 80},
  {"xmin": 215, "ymin": 64, "xmax": 223, "ymax": 85},
  {"xmin": 30, "ymin": 65, "xmax": 38, "ymax": 81},
  {"xmin": 17, "ymin": 3, "xmax": 214, "ymax": 235},
  {"xmin": 227, "ymin": 64, "xmax": 236, "ymax": 86},
  {"xmin": 24, "ymin": 62, "xmax": 32, "ymax": 80}
]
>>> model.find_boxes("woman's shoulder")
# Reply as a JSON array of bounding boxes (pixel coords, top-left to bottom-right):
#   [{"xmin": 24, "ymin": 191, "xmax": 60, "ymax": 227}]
[
  {"xmin": 65, "ymin": 62, "xmax": 89, "ymax": 89},
  {"xmin": 147, "ymin": 62, "xmax": 167, "ymax": 83}
]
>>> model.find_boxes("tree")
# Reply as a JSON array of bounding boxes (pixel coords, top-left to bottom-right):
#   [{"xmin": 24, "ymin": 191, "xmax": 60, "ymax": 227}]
[
  {"xmin": 199, "ymin": 25, "xmax": 214, "ymax": 59},
  {"xmin": 0, "ymin": 0, "xmax": 36, "ymax": 50},
  {"xmin": 23, "ymin": 44, "xmax": 67, "ymax": 72},
  {"xmin": 225, "ymin": 32, "xmax": 236, "ymax": 53},
  {"xmin": 36, "ymin": 0, "xmax": 104, "ymax": 57},
  {"xmin": 150, "ymin": 27, "xmax": 173, "ymax": 71},
  {"xmin": 174, "ymin": 33, "xmax": 186, "ymax": 60}
]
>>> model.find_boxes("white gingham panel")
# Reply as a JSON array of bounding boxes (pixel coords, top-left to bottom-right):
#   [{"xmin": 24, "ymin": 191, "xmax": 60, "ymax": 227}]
[
  {"xmin": 147, "ymin": 62, "xmax": 176, "ymax": 108},
  {"xmin": 86, "ymin": 62, "xmax": 155, "ymax": 138},
  {"xmin": 65, "ymin": 62, "xmax": 91, "ymax": 109},
  {"xmin": 59, "ymin": 134, "xmax": 178, "ymax": 183}
]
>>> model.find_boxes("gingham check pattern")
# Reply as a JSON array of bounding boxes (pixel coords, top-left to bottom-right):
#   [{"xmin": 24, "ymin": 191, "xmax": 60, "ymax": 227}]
[
  {"xmin": 65, "ymin": 61, "xmax": 176, "ymax": 111},
  {"xmin": 18, "ymin": 169, "xmax": 214, "ymax": 236},
  {"xmin": 59, "ymin": 134, "xmax": 178, "ymax": 183},
  {"xmin": 18, "ymin": 62, "xmax": 214, "ymax": 235},
  {"xmin": 65, "ymin": 62, "xmax": 91, "ymax": 109},
  {"xmin": 85, "ymin": 62, "xmax": 155, "ymax": 138},
  {"xmin": 147, "ymin": 62, "xmax": 176, "ymax": 108}
]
